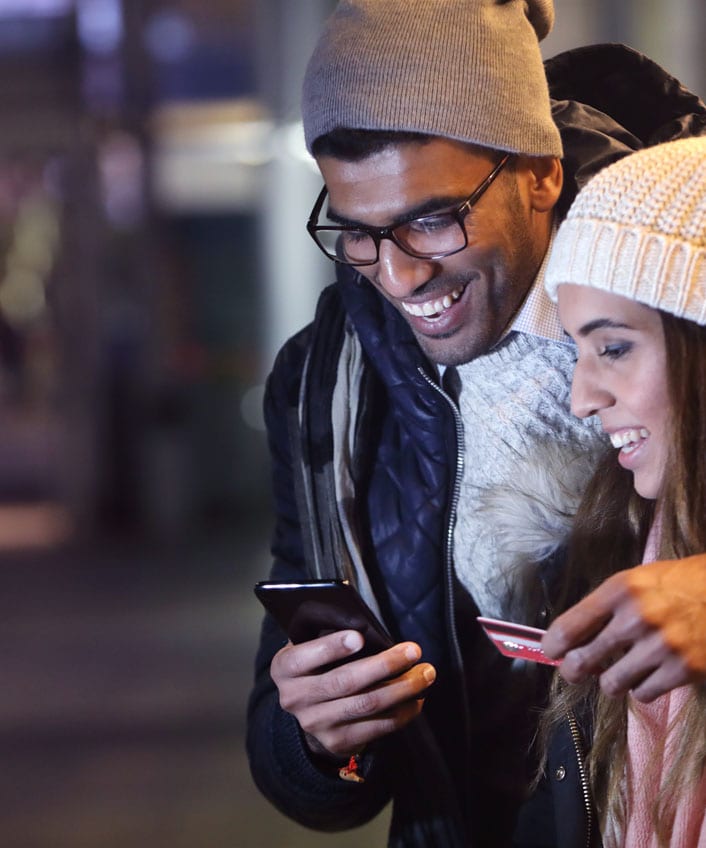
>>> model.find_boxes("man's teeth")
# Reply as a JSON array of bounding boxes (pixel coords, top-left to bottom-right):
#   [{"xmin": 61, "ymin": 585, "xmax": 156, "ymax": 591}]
[
  {"xmin": 610, "ymin": 428, "xmax": 649, "ymax": 449},
  {"xmin": 402, "ymin": 286, "xmax": 463, "ymax": 318}
]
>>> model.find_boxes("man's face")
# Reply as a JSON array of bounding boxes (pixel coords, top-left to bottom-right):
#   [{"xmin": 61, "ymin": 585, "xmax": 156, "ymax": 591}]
[{"xmin": 316, "ymin": 139, "xmax": 557, "ymax": 365}]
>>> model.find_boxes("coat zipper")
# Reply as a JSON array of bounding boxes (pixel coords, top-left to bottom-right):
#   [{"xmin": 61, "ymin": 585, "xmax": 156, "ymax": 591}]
[
  {"xmin": 418, "ymin": 368, "xmax": 471, "ymax": 761},
  {"xmin": 418, "ymin": 367, "xmax": 465, "ymax": 670},
  {"xmin": 566, "ymin": 709, "xmax": 594, "ymax": 848}
]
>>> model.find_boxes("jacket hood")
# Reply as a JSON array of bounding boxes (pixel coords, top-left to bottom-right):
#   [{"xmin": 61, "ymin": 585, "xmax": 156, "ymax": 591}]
[{"xmin": 548, "ymin": 43, "xmax": 706, "ymax": 218}]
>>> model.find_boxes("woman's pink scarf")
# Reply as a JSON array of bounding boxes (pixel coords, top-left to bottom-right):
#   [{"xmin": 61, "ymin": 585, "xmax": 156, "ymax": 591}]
[{"xmin": 621, "ymin": 520, "xmax": 706, "ymax": 847}]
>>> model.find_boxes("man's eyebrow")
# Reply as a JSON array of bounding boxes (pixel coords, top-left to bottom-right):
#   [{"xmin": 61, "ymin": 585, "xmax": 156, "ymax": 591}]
[
  {"xmin": 577, "ymin": 318, "xmax": 634, "ymax": 337},
  {"xmin": 326, "ymin": 194, "xmax": 467, "ymax": 229}
]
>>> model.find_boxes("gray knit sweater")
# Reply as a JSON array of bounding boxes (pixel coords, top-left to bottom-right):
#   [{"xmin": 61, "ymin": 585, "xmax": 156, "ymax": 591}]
[{"xmin": 453, "ymin": 331, "xmax": 606, "ymax": 620}]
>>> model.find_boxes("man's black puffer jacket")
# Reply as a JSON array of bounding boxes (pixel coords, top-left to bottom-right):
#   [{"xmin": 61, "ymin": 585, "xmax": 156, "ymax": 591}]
[{"xmin": 247, "ymin": 44, "xmax": 706, "ymax": 848}]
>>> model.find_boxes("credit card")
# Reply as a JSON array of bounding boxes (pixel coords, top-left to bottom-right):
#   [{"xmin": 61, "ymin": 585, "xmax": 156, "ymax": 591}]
[{"xmin": 477, "ymin": 616, "xmax": 562, "ymax": 666}]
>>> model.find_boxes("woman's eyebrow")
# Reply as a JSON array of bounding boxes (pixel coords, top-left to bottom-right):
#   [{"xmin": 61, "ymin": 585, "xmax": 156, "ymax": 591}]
[
  {"xmin": 326, "ymin": 194, "xmax": 466, "ymax": 228},
  {"xmin": 577, "ymin": 318, "xmax": 633, "ymax": 337}
]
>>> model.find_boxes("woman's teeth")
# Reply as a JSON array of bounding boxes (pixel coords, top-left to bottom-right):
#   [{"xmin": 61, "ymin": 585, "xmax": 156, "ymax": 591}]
[
  {"xmin": 610, "ymin": 428, "xmax": 649, "ymax": 451},
  {"xmin": 402, "ymin": 286, "xmax": 463, "ymax": 318}
]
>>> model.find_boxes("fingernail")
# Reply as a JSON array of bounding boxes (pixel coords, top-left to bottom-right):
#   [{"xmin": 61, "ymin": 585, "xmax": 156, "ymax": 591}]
[
  {"xmin": 423, "ymin": 665, "xmax": 436, "ymax": 684},
  {"xmin": 343, "ymin": 631, "xmax": 363, "ymax": 652},
  {"xmin": 404, "ymin": 644, "xmax": 421, "ymax": 661}
]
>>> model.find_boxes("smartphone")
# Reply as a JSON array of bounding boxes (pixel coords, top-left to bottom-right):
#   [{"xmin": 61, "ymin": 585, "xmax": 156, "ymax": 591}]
[{"xmin": 254, "ymin": 578, "xmax": 393, "ymax": 657}]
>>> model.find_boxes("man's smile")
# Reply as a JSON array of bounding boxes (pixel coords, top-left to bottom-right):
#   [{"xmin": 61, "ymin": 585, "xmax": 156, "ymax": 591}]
[{"xmin": 401, "ymin": 284, "xmax": 466, "ymax": 319}]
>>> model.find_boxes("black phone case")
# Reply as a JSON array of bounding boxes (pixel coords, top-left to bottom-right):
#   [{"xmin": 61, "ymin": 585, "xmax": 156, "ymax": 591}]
[{"xmin": 253, "ymin": 579, "xmax": 392, "ymax": 657}]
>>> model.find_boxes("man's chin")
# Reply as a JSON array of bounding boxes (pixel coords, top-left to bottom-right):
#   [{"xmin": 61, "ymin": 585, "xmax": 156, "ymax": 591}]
[{"xmin": 415, "ymin": 334, "xmax": 481, "ymax": 367}]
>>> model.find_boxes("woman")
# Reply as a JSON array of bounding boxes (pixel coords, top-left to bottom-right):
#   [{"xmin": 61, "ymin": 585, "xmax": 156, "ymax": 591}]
[{"xmin": 521, "ymin": 137, "xmax": 706, "ymax": 847}]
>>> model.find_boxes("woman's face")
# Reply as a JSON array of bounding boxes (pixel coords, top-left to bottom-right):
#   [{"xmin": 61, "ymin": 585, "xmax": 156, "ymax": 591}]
[{"xmin": 558, "ymin": 284, "xmax": 670, "ymax": 500}]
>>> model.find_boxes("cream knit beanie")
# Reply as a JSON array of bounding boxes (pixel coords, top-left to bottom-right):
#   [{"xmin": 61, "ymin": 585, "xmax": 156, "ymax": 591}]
[
  {"xmin": 545, "ymin": 138, "xmax": 706, "ymax": 324},
  {"xmin": 301, "ymin": 0, "xmax": 562, "ymax": 158}
]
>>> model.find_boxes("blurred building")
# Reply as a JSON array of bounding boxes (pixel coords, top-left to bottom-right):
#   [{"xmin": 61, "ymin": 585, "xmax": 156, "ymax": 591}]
[
  {"xmin": 0, "ymin": 0, "xmax": 329, "ymax": 547},
  {"xmin": 0, "ymin": 0, "xmax": 702, "ymax": 549}
]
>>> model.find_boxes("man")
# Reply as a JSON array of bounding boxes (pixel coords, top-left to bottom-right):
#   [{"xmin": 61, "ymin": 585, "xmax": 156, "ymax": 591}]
[{"xmin": 247, "ymin": 1, "xmax": 706, "ymax": 845}]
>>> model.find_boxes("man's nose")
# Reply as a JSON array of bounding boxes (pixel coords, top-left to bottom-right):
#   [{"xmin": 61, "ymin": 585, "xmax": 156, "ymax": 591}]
[
  {"xmin": 374, "ymin": 239, "xmax": 437, "ymax": 298},
  {"xmin": 570, "ymin": 359, "xmax": 614, "ymax": 419}
]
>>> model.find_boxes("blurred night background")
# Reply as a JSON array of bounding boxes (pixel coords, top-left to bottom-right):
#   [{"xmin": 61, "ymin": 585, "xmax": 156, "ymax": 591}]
[{"xmin": 0, "ymin": 1, "xmax": 702, "ymax": 846}]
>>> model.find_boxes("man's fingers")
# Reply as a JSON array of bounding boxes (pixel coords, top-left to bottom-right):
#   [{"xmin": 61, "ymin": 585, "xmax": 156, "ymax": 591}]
[
  {"xmin": 570, "ymin": 627, "xmax": 691, "ymax": 703},
  {"xmin": 274, "ymin": 637, "xmax": 429, "ymax": 712},
  {"xmin": 594, "ymin": 629, "xmax": 667, "ymax": 697},
  {"xmin": 628, "ymin": 653, "xmax": 692, "ymax": 703},
  {"xmin": 596, "ymin": 631, "xmax": 691, "ymax": 703},
  {"xmin": 556, "ymin": 596, "xmax": 652, "ymax": 684},
  {"xmin": 543, "ymin": 559, "xmax": 706, "ymax": 698},
  {"xmin": 292, "ymin": 655, "xmax": 435, "ymax": 718},
  {"xmin": 626, "ymin": 555, "xmax": 706, "ymax": 678},
  {"xmin": 306, "ymin": 695, "xmax": 427, "ymax": 758},
  {"xmin": 271, "ymin": 630, "xmax": 366, "ymax": 680},
  {"xmin": 542, "ymin": 573, "xmax": 631, "ymax": 659},
  {"xmin": 297, "ymin": 662, "xmax": 436, "ymax": 756},
  {"xmin": 270, "ymin": 634, "xmax": 436, "ymax": 757}
]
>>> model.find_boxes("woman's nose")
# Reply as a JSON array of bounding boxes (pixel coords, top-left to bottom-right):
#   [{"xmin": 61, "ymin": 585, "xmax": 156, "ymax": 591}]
[
  {"xmin": 570, "ymin": 359, "xmax": 614, "ymax": 419},
  {"xmin": 374, "ymin": 239, "xmax": 437, "ymax": 299}
]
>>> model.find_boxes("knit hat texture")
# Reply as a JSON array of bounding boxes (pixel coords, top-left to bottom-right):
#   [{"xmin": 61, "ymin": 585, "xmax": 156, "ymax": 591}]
[
  {"xmin": 545, "ymin": 137, "xmax": 706, "ymax": 325},
  {"xmin": 301, "ymin": 0, "xmax": 562, "ymax": 158}
]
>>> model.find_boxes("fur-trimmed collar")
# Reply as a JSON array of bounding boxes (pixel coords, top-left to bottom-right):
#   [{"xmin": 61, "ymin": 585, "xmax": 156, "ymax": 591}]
[{"xmin": 475, "ymin": 440, "xmax": 607, "ymax": 621}]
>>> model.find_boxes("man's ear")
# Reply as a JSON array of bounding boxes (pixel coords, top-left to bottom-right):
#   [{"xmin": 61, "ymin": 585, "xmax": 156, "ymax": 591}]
[{"xmin": 518, "ymin": 155, "xmax": 563, "ymax": 213}]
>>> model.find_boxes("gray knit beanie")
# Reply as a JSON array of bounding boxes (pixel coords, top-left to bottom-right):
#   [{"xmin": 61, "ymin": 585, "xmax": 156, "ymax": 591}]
[
  {"xmin": 301, "ymin": 0, "xmax": 562, "ymax": 158},
  {"xmin": 545, "ymin": 137, "xmax": 706, "ymax": 325}
]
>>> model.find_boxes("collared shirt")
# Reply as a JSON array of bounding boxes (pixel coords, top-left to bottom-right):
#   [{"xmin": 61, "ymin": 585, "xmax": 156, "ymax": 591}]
[{"xmin": 508, "ymin": 231, "xmax": 569, "ymax": 344}]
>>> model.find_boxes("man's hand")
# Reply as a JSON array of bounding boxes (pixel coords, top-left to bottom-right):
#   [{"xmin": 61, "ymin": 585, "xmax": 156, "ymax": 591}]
[
  {"xmin": 270, "ymin": 630, "xmax": 436, "ymax": 759},
  {"xmin": 542, "ymin": 554, "xmax": 706, "ymax": 702}
]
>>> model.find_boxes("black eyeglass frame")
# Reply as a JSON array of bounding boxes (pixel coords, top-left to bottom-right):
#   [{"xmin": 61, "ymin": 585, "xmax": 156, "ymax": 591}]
[{"xmin": 306, "ymin": 152, "xmax": 512, "ymax": 266}]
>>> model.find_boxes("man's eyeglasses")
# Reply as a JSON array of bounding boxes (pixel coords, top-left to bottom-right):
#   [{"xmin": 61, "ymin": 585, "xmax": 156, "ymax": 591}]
[{"xmin": 306, "ymin": 153, "xmax": 511, "ymax": 266}]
